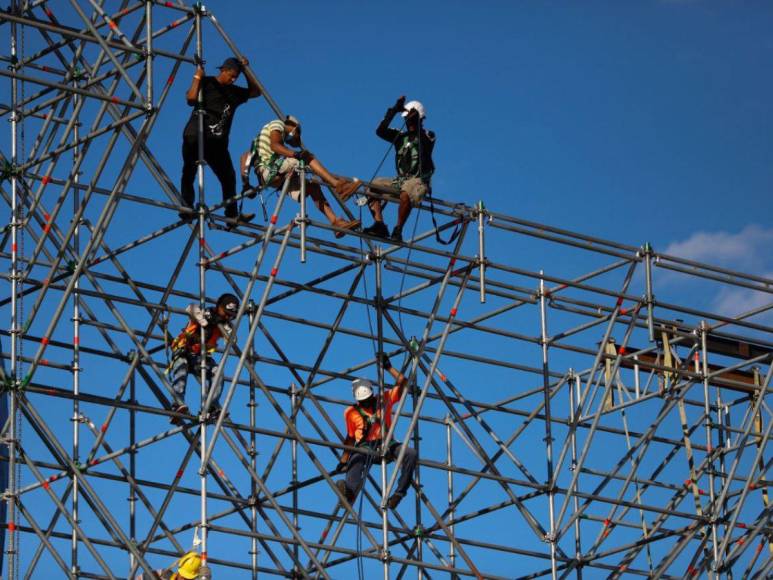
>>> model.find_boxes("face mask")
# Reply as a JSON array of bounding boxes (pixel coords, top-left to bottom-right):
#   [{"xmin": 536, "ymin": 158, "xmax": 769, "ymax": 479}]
[{"xmin": 284, "ymin": 128, "xmax": 299, "ymax": 145}]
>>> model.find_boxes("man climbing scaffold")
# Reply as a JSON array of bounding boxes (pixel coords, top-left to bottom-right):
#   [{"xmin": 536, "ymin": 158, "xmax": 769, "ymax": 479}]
[
  {"xmin": 337, "ymin": 354, "xmax": 417, "ymax": 509},
  {"xmin": 168, "ymin": 293, "xmax": 238, "ymax": 424}
]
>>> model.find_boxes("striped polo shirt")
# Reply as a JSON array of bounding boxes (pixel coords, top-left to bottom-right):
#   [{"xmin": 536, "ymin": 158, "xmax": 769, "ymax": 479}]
[{"xmin": 256, "ymin": 119, "xmax": 286, "ymax": 166}]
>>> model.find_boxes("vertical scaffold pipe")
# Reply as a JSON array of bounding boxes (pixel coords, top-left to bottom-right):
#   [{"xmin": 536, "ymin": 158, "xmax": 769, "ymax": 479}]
[
  {"xmin": 247, "ymin": 300, "xmax": 259, "ymax": 580},
  {"xmin": 477, "ymin": 201, "xmax": 486, "ymax": 303},
  {"xmin": 374, "ymin": 246, "xmax": 390, "ymax": 580},
  {"xmin": 291, "ymin": 382, "xmax": 300, "ymax": 574},
  {"xmin": 7, "ymin": 3, "xmax": 20, "ymax": 577},
  {"xmin": 129, "ymin": 353, "xmax": 138, "ymax": 574},
  {"xmin": 643, "ymin": 243, "xmax": 655, "ymax": 342},
  {"xmin": 446, "ymin": 415, "xmax": 456, "ymax": 580},
  {"xmin": 538, "ymin": 273, "xmax": 558, "ymax": 580},
  {"xmin": 145, "ymin": 0, "xmax": 153, "ymax": 107},
  {"xmin": 412, "ymin": 353, "xmax": 424, "ymax": 580},
  {"xmin": 299, "ymin": 161, "xmax": 306, "ymax": 263},
  {"xmin": 194, "ymin": 2, "xmax": 209, "ymax": 570},
  {"xmin": 700, "ymin": 322, "xmax": 719, "ymax": 569},
  {"xmin": 71, "ymin": 77, "xmax": 82, "ymax": 579},
  {"xmin": 568, "ymin": 371, "xmax": 583, "ymax": 579}
]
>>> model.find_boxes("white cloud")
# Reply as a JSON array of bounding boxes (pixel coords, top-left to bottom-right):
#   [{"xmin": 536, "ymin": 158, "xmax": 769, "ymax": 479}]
[
  {"xmin": 662, "ymin": 226, "xmax": 773, "ymax": 322},
  {"xmin": 713, "ymin": 272, "xmax": 773, "ymax": 319},
  {"xmin": 663, "ymin": 225, "xmax": 773, "ymax": 271}
]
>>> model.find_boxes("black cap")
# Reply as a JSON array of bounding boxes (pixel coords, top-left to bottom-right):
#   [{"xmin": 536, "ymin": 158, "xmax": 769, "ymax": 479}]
[{"xmin": 218, "ymin": 57, "xmax": 243, "ymax": 72}]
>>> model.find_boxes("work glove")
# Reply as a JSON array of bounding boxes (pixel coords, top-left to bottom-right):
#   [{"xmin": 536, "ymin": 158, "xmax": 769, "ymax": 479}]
[
  {"xmin": 294, "ymin": 149, "xmax": 314, "ymax": 164},
  {"xmin": 335, "ymin": 460, "xmax": 348, "ymax": 473},
  {"xmin": 186, "ymin": 304, "xmax": 208, "ymax": 327},
  {"xmin": 393, "ymin": 95, "xmax": 406, "ymax": 112},
  {"xmin": 379, "ymin": 352, "xmax": 392, "ymax": 371}
]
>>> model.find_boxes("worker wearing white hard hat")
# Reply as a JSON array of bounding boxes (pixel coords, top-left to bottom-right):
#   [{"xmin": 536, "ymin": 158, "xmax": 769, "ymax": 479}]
[
  {"xmin": 363, "ymin": 95, "xmax": 436, "ymax": 243},
  {"xmin": 336, "ymin": 354, "xmax": 417, "ymax": 510}
]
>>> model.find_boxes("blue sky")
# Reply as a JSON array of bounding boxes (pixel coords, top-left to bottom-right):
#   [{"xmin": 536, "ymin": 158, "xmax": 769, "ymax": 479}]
[
  {"xmin": 3, "ymin": 1, "xmax": 773, "ymax": 577},
  {"xmin": 195, "ymin": 0, "xmax": 773, "ymax": 249}
]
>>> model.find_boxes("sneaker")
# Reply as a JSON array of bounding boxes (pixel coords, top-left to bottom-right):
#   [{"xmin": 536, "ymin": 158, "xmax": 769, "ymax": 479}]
[
  {"xmin": 332, "ymin": 217, "xmax": 361, "ymax": 239},
  {"xmin": 170, "ymin": 403, "xmax": 189, "ymax": 425},
  {"xmin": 336, "ymin": 479, "xmax": 355, "ymax": 504},
  {"xmin": 334, "ymin": 180, "xmax": 360, "ymax": 202},
  {"xmin": 363, "ymin": 221, "xmax": 389, "ymax": 239},
  {"xmin": 390, "ymin": 225, "xmax": 403, "ymax": 243},
  {"xmin": 386, "ymin": 491, "xmax": 405, "ymax": 509}
]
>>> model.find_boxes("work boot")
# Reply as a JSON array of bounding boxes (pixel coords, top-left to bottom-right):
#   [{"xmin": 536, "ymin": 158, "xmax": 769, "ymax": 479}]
[
  {"xmin": 363, "ymin": 221, "xmax": 389, "ymax": 239},
  {"xmin": 226, "ymin": 212, "xmax": 255, "ymax": 230},
  {"xmin": 206, "ymin": 404, "xmax": 229, "ymax": 424},
  {"xmin": 334, "ymin": 179, "xmax": 360, "ymax": 202},
  {"xmin": 332, "ymin": 217, "xmax": 361, "ymax": 239},
  {"xmin": 390, "ymin": 225, "xmax": 403, "ymax": 243},
  {"xmin": 336, "ymin": 479, "xmax": 356, "ymax": 504},
  {"xmin": 170, "ymin": 403, "xmax": 189, "ymax": 425},
  {"xmin": 386, "ymin": 491, "xmax": 405, "ymax": 510}
]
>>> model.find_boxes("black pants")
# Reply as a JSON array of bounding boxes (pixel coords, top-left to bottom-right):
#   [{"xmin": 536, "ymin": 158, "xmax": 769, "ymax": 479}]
[{"xmin": 181, "ymin": 135, "xmax": 238, "ymax": 217}]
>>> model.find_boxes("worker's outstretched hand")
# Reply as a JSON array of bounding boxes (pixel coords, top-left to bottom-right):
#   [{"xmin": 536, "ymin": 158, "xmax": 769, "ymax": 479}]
[
  {"xmin": 335, "ymin": 460, "xmax": 348, "ymax": 473},
  {"xmin": 379, "ymin": 352, "xmax": 392, "ymax": 371},
  {"xmin": 393, "ymin": 95, "xmax": 406, "ymax": 112},
  {"xmin": 194, "ymin": 66, "xmax": 204, "ymax": 81}
]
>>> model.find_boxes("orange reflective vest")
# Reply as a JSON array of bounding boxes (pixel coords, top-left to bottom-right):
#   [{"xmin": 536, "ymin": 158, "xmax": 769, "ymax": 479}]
[
  {"xmin": 171, "ymin": 309, "xmax": 223, "ymax": 355},
  {"xmin": 344, "ymin": 387, "xmax": 401, "ymax": 444}
]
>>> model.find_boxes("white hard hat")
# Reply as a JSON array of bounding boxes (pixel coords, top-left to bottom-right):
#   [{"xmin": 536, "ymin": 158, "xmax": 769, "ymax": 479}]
[
  {"xmin": 352, "ymin": 378, "xmax": 374, "ymax": 402},
  {"xmin": 401, "ymin": 100, "xmax": 426, "ymax": 119}
]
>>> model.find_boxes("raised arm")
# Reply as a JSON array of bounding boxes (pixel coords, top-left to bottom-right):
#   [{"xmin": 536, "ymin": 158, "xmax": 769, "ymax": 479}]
[
  {"xmin": 239, "ymin": 57, "xmax": 262, "ymax": 99},
  {"xmin": 376, "ymin": 95, "xmax": 406, "ymax": 143},
  {"xmin": 186, "ymin": 66, "xmax": 204, "ymax": 105},
  {"xmin": 380, "ymin": 354, "xmax": 407, "ymax": 399}
]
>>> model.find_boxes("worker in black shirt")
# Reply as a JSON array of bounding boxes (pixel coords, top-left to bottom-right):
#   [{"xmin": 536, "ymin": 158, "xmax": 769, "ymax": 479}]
[
  {"xmin": 363, "ymin": 96, "xmax": 436, "ymax": 242},
  {"xmin": 181, "ymin": 57, "xmax": 260, "ymax": 223}
]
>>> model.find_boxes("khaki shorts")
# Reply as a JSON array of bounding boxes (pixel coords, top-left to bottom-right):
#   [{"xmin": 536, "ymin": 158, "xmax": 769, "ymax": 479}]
[
  {"xmin": 261, "ymin": 157, "xmax": 303, "ymax": 202},
  {"xmin": 370, "ymin": 176, "xmax": 427, "ymax": 207}
]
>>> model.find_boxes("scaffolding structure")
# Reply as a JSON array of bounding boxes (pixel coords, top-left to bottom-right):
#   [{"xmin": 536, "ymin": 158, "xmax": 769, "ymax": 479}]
[{"xmin": 1, "ymin": 2, "xmax": 771, "ymax": 578}]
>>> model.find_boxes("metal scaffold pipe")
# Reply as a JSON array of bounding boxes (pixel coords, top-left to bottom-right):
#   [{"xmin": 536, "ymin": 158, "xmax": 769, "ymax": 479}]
[
  {"xmin": 194, "ymin": 1, "xmax": 209, "ymax": 569},
  {"xmin": 0, "ymin": 4, "xmax": 771, "ymax": 578}
]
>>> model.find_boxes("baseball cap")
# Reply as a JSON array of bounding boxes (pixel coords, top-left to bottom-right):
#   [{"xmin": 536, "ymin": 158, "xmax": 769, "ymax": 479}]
[{"xmin": 218, "ymin": 57, "xmax": 243, "ymax": 72}]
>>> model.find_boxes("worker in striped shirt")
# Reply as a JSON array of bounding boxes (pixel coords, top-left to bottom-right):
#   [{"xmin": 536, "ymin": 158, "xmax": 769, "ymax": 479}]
[
  {"xmin": 241, "ymin": 116, "xmax": 360, "ymax": 238},
  {"xmin": 336, "ymin": 354, "xmax": 417, "ymax": 509}
]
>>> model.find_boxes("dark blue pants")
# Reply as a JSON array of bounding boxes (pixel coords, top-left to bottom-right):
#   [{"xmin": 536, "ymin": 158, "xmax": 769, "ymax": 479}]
[{"xmin": 345, "ymin": 442, "xmax": 417, "ymax": 498}]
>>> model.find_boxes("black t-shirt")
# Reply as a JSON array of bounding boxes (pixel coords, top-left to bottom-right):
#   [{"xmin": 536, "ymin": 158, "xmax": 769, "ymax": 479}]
[{"xmin": 183, "ymin": 76, "xmax": 250, "ymax": 142}]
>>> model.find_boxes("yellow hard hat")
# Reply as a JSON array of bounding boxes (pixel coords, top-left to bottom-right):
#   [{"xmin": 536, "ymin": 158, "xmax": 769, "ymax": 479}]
[{"xmin": 176, "ymin": 551, "xmax": 202, "ymax": 579}]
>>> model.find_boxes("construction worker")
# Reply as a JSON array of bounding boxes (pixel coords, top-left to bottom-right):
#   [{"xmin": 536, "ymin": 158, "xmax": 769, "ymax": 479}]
[
  {"xmin": 169, "ymin": 293, "xmax": 238, "ymax": 423},
  {"xmin": 336, "ymin": 354, "xmax": 417, "ymax": 509},
  {"xmin": 241, "ymin": 116, "xmax": 360, "ymax": 238},
  {"xmin": 139, "ymin": 550, "xmax": 201, "ymax": 579},
  {"xmin": 181, "ymin": 56, "xmax": 260, "ymax": 224},
  {"xmin": 363, "ymin": 96, "xmax": 435, "ymax": 242}
]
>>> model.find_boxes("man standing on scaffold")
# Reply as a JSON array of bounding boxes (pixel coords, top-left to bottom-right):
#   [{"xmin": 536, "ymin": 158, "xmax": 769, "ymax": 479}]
[{"xmin": 180, "ymin": 56, "xmax": 261, "ymax": 224}]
